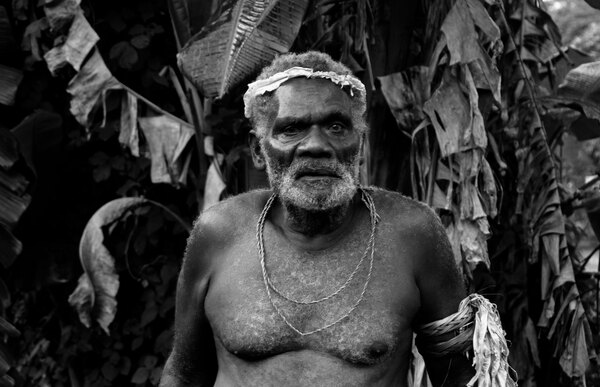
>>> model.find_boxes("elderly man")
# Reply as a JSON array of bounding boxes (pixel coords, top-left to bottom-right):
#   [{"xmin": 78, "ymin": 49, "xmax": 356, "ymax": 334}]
[{"xmin": 160, "ymin": 51, "xmax": 513, "ymax": 387}]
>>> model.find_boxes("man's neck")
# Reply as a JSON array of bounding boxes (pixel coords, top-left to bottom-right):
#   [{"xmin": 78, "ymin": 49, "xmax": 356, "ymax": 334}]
[
  {"xmin": 284, "ymin": 202, "xmax": 350, "ymax": 236},
  {"xmin": 273, "ymin": 193, "xmax": 360, "ymax": 250}
]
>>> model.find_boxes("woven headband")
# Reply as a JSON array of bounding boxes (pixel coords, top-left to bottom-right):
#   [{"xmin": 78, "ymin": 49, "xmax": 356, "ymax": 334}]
[{"xmin": 243, "ymin": 66, "xmax": 366, "ymax": 118}]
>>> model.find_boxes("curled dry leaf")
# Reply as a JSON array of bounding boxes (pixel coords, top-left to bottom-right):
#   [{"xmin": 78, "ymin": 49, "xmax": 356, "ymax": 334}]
[
  {"xmin": 68, "ymin": 197, "xmax": 148, "ymax": 334},
  {"xmin": 69, "ymin": 197, "xmax": 191, "ymax": 333}
]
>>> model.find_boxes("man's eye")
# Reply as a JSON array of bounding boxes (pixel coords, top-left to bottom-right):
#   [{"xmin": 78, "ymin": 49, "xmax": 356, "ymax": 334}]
[
  {"xmin": 328, "ymin": 123, "xmax": 347, "ymax": 134},
  {"xmin": 281, "ymin": 126, "xmax": 301, "ymax": 135}
]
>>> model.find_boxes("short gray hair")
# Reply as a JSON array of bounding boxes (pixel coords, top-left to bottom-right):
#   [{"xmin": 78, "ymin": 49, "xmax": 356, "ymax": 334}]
[{"xmin": 245, "ymin": 51, "xmax": 368, "ymax": 137}]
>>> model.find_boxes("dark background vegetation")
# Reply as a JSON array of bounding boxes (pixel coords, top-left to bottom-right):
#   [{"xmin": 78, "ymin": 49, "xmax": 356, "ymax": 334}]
[{"xmin": 0, "ymin": 0, "xmax": 600, "ymax": 386}]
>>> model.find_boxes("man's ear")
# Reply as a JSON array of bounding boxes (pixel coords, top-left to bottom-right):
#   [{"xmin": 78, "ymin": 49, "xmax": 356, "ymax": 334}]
[{"xmin": 248, "ymin": 130, "xmax": 266, "ymax": 170}]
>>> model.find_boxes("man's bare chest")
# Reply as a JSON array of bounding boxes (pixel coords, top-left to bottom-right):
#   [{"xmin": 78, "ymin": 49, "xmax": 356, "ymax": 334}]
[{"xmin": 204, "ymin": 222, "xmax": 419, "ymax": 366}]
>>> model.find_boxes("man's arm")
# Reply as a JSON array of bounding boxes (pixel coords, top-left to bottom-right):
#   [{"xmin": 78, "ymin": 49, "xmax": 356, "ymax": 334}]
[
  {"xmin": 160, "ymin": 213, "xmax": 218, "ymax": 387},
  {"xmin": 412, "ymin": 207, "xmax": 475, "ymax": 387}
]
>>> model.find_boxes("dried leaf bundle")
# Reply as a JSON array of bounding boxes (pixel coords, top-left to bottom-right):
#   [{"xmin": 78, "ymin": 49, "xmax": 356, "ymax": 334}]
[{"xmin": 501, "ymin": 0, "xmax": 596, "ymax": 380}]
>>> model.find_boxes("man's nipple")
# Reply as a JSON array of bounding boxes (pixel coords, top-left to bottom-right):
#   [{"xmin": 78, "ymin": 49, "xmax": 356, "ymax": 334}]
[{"xmin": 368, "ymin": 341, "xmax": 389, "ymax": 359}]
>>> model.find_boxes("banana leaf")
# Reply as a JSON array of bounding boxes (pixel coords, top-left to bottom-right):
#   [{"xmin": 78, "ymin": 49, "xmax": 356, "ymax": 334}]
[
  {"xmin": 178, "ymin": 0, "xmax": 310, "ymax": 98},
  {"xmin": 558, "ymin": 61, "xmax": 600, "ymax": 122},
  {"xmin": 69, "ymin": 198, "xmax": 191, "ymax": 334},
  {"xmin": 0, "ymin": 65, "xmax": 23, "ymax": 106},
  {"xmin": 44, "ymin": 11, "xmax": 98, "ymax": 74}
]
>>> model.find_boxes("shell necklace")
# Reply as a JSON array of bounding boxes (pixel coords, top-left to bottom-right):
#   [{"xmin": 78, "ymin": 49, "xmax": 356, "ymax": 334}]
[{"xmin": 256, "ymin": 187, "xmax": 379, "ymax": 336}]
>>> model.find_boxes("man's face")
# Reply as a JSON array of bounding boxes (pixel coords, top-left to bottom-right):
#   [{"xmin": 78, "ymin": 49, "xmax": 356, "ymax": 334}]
[{"xmin": 259, "ymin": 78, "xmax": 362, "ymax": 211}]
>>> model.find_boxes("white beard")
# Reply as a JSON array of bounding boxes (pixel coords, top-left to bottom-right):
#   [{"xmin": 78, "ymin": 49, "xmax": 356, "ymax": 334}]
[{"xmin": 264, "ymin": 157, "xmax": 359, "ymax": 211}]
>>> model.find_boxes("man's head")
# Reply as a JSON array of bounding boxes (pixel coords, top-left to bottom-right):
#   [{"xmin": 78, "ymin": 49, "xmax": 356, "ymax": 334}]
[{"xmin": 245, "ymin": 52, "xmax": 368, "ymax": 212}]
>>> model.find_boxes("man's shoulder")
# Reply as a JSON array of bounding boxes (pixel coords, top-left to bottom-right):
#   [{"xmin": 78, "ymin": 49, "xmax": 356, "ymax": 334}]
[
  {"xmin": 190, "ymin": 189, "xmax": 271, "ymax": 238},
  {"xmin": 367, "ymin": 187, "xmax": 438, "ymax": 225}
]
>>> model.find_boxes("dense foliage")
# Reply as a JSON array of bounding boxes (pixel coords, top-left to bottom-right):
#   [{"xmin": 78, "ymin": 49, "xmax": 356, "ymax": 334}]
[{"xmin": 0, "ymin": 0, "xmax": 599, "ymax": 386}]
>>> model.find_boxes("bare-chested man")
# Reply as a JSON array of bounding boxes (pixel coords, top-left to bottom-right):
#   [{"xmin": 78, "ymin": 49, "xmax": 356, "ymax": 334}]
[{"xmin": 160, "ymin": 52, "xmax": 502, "ymax": 386}]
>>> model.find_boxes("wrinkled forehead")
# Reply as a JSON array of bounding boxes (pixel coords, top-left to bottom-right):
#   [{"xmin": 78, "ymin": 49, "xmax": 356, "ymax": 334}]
[{"xmin": 273, "ymin": 78, "xmax": 353, "ymax": 118}]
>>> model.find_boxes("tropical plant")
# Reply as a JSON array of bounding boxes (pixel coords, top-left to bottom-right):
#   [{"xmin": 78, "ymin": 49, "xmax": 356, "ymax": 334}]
[{"xmin": 1, "ymin": 0, "xmax": 600, "ymax": 386}]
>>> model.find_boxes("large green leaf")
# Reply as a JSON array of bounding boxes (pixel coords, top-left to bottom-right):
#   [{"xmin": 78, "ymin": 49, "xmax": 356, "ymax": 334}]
[{"xmin": 178, "ymin": 0, "xmax": 310, "ymax": 98}]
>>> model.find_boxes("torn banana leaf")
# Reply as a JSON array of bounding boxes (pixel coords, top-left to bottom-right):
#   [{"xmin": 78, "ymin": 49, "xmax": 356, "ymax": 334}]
[
  {"xmin": 178, "ymin": 0, "xmax": 310, "ymax": 98},
  {"xmin": 378, "ymin": 67, "xmax": 429, "ymax": 130},
  {"xmin": 138, "ymin": 116, "xmax": 194, "ymax": 184},
  {"xmin": 44, "ymin": 11, "xmax": 99, "ymax": 74}
]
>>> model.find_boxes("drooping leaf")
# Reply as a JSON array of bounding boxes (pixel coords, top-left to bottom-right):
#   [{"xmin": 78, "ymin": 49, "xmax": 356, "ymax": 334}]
[
  {"xmin": 465, "ymin": 0, "xmax": 500, "ymax": 43},
  {"xmin": 66, "ymin": 49, "xmax": 122, "ymax": 127},
  {"xmin": 138, "ymin": 115, "xmax": 194, "ymax": 184},
  {"xmin": 378, "ymin": 66, "xmax": 429, "ymax": 130},
  {"xmin": 0, "ymin": 65, "xmax": 23, "ymax": 106},
  {"xmin": 422, "ymin": 70, "xmax": 487, "ymax": 157},
  {"xmin": 69, "ymin": 197, "xmax": 148, "ymax": 334},
  {"xmin": 440, "ymin": 0, "xmax": 480, "ymax": 66},
  {"xmin": 69, "ymin": 197, "xmax": 191, "ymax": 333},
  {"xmin": 43, "ymin": 1, "xmax": 197, "ymax": 190},
  {"xmin": 178, "ymin": 0, "xmax": 310, "ymax": 98},
  {"xmin": 44, "ymin": 11, "xmax": 99, "ymax": 74}
]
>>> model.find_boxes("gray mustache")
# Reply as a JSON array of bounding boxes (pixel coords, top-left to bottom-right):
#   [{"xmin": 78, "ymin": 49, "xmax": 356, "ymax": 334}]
[{"xmin": 289, "ymin": 160, "xmax": 345, "ymax": 178}]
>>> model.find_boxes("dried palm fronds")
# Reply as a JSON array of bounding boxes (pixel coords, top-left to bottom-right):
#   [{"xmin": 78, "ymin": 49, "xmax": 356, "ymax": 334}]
[{"xmin": 178, "ymin": 0, "xmax": 310, "ymax": 98}]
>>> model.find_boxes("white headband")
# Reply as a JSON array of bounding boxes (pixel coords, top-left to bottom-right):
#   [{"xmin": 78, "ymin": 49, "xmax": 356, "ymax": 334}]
[{"xmin": 243, "ymin": 66, "xmax": 366, "ymax": 118}]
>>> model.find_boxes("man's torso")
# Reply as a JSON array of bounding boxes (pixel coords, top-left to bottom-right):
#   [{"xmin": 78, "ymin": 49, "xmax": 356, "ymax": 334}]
[{"xmin": 200, "ymin": 189, "xmax": 429, "ymax": 386}]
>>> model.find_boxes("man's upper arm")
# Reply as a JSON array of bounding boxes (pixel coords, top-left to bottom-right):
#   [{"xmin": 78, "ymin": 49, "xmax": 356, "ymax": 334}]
[
  {"xmin": 412, "ymin": 206, "xmax": 473, "ymax": 386},
  {"xmin": 160, "ymin": 212, "xmax": 219, "ymax": 386},
  {"xmin": 413, "ymin": 208, "xmax": 465, "ymax": 324}
]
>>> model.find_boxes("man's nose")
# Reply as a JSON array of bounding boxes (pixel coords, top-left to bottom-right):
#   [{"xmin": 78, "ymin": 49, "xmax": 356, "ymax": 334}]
[{"xmin": 297, "ymin": 126, "xmax": 334, "ymax": 158}]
